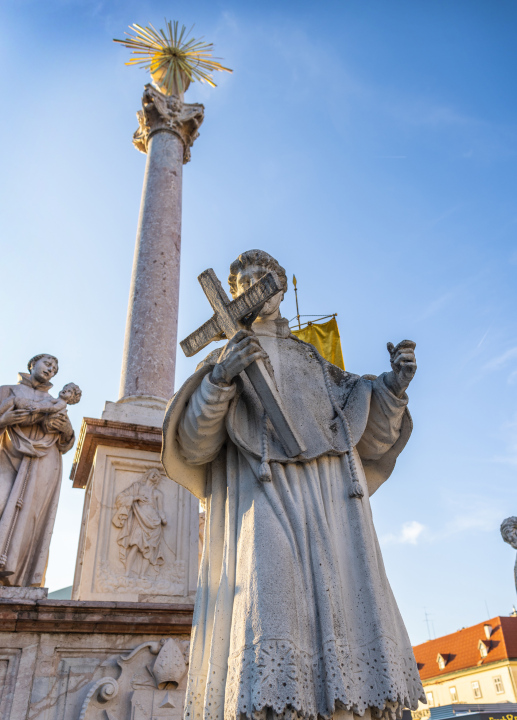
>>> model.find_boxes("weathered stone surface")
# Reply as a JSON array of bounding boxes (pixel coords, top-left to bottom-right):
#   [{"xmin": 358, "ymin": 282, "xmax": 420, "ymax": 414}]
[
  {"xmin": 0, "ymin": 598, "xmax": 193, "ymax": 634},
  {"xmin": 72, "ymin": 445, "xmax": 198, "ymax": 603},
  {"xmin": 0, "ymin": 598, "xmax": 192, "ymax": 719},
  {"xmin": 70, "ymin": 417, "xmax": 162, "ymax": 489},
  {"xmin": 102, "ymin": 395, "xmax": 167, "ymax": 427},
  {"xmin": 0, "ymin": 587, "xmax": 47, "ymax": 600},
  {"xmin": 119, "ymin": 125, "xmax": 183, "ymax": 408},
  {"xmin": 133, "ymin": 84, "xmax": 204, "ymax": 162},
  {"xmin": 0, "ymin": 354, "xmax": 80, "ymax": 587}
]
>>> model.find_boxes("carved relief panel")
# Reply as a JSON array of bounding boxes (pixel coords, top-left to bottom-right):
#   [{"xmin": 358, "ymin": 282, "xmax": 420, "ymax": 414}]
[{"xmin": 73, "ymin": 447, "xmax": 199, "ymax": 602}]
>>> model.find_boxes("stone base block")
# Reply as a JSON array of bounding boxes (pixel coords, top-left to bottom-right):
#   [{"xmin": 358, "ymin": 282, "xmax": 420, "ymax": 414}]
[
  {"xmin": 0, "ymin": 597, "xmax": 193, "ymax": 720},
  {"xmin": 102, "ymin": 395, "xmax": 168, "ymax": 427},
  {"xmin": 71, "ymin": 419, "xmax": 199, "ymax": 603},
  {"xmin": 0, "ymin": 587, "xmax": 48, "ymax": 600}
]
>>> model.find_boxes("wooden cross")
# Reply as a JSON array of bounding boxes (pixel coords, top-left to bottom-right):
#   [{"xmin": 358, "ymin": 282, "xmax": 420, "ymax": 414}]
[{"xmin": 180, "ymin": 268, "xmax": 306, "ymax": 458}]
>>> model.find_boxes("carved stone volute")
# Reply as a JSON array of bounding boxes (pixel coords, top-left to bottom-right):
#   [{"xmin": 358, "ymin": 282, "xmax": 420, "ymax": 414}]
[
  {"xmin": 77, "ymin": 637, "xmax": 190, "ymax": 719},
  {"xmin": 133, "ymin": 83, "xmax": 205, "ymax": 163}
]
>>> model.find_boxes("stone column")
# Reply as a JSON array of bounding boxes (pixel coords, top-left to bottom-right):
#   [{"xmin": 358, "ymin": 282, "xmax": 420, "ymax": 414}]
[
  {"xmin": 71, "ymin": 85, "xmax": 203, "ymax": 603},
  {"xmin": 117, "ymin": 84, "xmax": 204, "ymax": 421}
]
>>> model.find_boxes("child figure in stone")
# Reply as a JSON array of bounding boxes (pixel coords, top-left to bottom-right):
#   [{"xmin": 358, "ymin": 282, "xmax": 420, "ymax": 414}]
[{"xmin": 0, "ymin": 382, "xmax": 82, "ymax": 427}]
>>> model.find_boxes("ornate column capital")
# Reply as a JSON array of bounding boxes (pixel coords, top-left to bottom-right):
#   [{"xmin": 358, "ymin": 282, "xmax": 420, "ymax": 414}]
[{"xmin": 133, "ymin": 84, "xmax": 205, "ymax": 163}]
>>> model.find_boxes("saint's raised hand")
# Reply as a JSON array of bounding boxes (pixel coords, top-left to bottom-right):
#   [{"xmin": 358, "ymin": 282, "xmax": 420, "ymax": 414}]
[
  {"xmin": 386, "ymin": 339, "xmax": 417, "ymax": 397},
  {"xmin": 211, "ymin": 329, "xmax": 268, "ymax": 387}
]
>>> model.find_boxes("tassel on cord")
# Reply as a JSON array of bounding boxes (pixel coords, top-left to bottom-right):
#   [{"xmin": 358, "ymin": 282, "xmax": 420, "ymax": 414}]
[
  {"xmin": 259, "ymin": 412, "xmax": 272, "ymax": 482},
  {"xmin": 316, "ymin": 348, "xmax": 364, "ymax": 499}
]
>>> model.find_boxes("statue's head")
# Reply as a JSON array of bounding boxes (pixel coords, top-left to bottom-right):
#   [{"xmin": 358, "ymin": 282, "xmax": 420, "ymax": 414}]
[
  {"xmin": 228, "ymin": 250, "xmax": 287, "ymax": 318},
  {"xmin": 501, "ymin": 517, "xmax": 517, "ymax": 550},
  {"xmin": 59, "ymin": 382, "xmax": 82, "ymax": 405},
  {"xmin": 28, "ymin": 354, "xmax": 59, "ymax": 384},
  {"xmin": 144, "ymin": 468, "xmax": 163, "ymax": 485}
]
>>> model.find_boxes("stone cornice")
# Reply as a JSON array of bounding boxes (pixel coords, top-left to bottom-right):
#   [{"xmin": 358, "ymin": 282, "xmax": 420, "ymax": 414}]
[
  {"xmin": 70, "ymin": 417, "xmax": 162, "ymax": 488},
  {"xmin": 133, "ymin": 84, "xmax": 204, "ymax": 162},
  {"xmin": 0, "ymin": 598, "xmax": 193, "ymax": 634}
]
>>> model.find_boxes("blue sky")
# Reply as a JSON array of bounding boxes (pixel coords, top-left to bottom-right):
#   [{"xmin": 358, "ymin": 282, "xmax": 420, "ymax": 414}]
[{"xmin": 1, "ymin": 0, "xmax": 516, "ymax": 645}]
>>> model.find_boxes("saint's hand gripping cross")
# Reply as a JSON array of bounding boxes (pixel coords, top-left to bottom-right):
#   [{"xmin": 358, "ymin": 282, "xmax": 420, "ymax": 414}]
[{"xmin": 180, "ymin": 269, "xmax": 306, "ymax": 458}]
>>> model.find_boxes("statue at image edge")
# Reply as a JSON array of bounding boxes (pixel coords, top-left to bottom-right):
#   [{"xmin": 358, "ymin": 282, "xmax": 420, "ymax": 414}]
[
  {"xmin": 162, "ymin": 250, "xmax": 426, "ymax": 720},
  {"xmin": 501, "ymin": 517, "xmax": 517, "ymax": 594},
  {"xmin": 0, "ymin": 354, "xmax": 80, "ymax": 586}
]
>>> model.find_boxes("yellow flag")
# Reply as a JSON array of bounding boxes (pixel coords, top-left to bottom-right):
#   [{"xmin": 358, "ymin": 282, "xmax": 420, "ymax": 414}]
[{"xmin": 291, "ymin": 316, "xmax": 345, "ymax": 370}]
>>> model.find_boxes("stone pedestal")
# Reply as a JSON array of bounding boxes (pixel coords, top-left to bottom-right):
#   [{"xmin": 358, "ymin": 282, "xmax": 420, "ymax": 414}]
[
  {"xmin": 0, "ymin": 595, "xmax": 193, "ymax": 719},
  {"xmin": 71, "ymin": 418, "xmax": 198, "ymax": 603}
]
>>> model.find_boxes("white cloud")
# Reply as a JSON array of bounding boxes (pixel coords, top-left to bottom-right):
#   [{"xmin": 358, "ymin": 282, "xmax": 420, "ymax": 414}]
[
  {"xmin": 381, "ymin": 520, "xmax": 426, "ymax": 546},
  {"xmin": 380, "ymin": 504, "xmax": 502, "ymax": 550},
  {"xmin": 401, "ymin": 521, "xmax": 426, "ymax": 544}
]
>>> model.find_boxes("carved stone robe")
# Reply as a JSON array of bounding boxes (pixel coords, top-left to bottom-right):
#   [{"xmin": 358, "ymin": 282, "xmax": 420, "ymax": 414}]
[
  {"xmin": 0, "ymin": 374, "xmax": 74, "ymax": 586},
  {"xmin": 113, "ymin": 480, "xmax": 166, "ymax": 568},
  {"xmin": 162, "ymin": 317, "xmax": 425, "ymax": 720}
]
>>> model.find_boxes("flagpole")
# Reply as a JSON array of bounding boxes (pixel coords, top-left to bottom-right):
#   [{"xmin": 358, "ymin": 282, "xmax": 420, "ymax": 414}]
[{"xmin": 293, "ymin": 275, "xmax": 301, "ymax": 329}]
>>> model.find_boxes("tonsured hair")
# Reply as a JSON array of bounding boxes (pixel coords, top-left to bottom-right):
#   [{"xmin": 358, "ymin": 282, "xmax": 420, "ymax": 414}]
[
  {"xmin": 228, "ymin": 249, "xmax": 288, "ymax": 298},
  {"xmin": 28, "ymin": 354, "xmax": 59, "ymax": 373},
  {"xmin": 60, "ymin": 382, "xmax": 82, "ymax": 405}
]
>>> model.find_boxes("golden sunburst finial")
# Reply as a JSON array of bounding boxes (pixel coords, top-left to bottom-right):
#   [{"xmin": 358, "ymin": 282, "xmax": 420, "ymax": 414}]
[{"xmin": 114, "ymin": 20, "xmax": 233, "ymax": 96}]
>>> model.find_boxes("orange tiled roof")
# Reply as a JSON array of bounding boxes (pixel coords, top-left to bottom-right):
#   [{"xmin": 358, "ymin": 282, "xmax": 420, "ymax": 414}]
[{"xmin": 413, "ymin": 616, "xmax": 517, "ymax": 681}]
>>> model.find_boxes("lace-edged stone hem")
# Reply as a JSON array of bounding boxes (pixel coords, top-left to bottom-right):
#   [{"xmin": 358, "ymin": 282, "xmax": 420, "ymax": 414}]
[
  {"xmin": 243, "ymin": 699, "xmax": 410, "ymax": 720},
  {"xmin": 185, "ymin": 636, "xmax": 424, "ymax": 720}
]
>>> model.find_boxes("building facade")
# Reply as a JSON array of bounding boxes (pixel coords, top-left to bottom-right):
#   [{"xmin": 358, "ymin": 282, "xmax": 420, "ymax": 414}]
[{"xmin": 412, "ymin": 616, "xmax": 517, "ymax": 719}]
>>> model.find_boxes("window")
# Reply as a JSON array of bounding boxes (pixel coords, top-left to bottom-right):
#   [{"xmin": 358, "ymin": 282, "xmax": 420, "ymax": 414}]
[
  {"xmin": 494, "ymin": 676, "xmax": 504, "ymax": 694},
  {"xmin": 426, "ymin": 692, "xmax": 434, "ymax": 707},
  {"xmin": 437, "ymin": 653, "xmax": 447, "ymax": 670},
  {"xmin": 472, "ymin": 681, "xmax": 482, "ymax": 699},
  {"xmin": 449, "ymin": 687, "xmax": 458, "ymax": 702},
  {"xmin": 478, "ymin": 640, "xmax": 488, "ymax": 658}
]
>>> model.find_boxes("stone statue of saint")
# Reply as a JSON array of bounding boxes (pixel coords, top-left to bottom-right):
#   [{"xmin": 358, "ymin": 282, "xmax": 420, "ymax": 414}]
[
  {"xmin": 162, "ymin": 250, "xmax": 425, "ymax": 720},
  {"xmin": 0, "ymin": 354, "xmax": 80, "ymax": 586},
  {"xmin": 501, "ymin": 517, "xmax": 517, "ymax": 593},
  {"xmin": 112, "ymin": 468, "xmax": 168, "ymax": 579}
]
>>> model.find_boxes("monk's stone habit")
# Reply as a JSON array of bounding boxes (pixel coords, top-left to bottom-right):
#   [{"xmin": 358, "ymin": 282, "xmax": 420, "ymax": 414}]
[
  {"xmin": 0, "ymin": 354, "xmax": 80, "ymax": 588},
  {"xmin": 163, "ymin": 249, "xmax": 425, "ymax": 720}
]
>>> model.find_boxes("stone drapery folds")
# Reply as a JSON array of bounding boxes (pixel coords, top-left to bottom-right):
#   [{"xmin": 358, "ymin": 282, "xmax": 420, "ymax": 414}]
[
  {"xmin": 0, "ymin": 357, "xmax": 77, "ymax": 587},
  {"xmin": 163, "ymin": 316, "xmax": 425, "ymax": 720}
]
